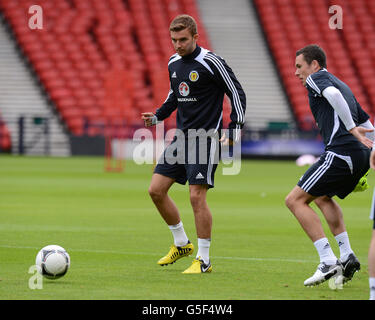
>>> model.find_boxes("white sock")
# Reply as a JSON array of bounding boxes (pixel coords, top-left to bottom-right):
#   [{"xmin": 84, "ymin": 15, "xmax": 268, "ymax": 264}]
[
  {"xmin": 370, "ymin": 278, "xmax": 375, "ymax": 300},
  {"xmin": 334, "ymin": 231, "xmax": 354, "ymax": 261},
  {"xmin": 313, "ymin": 237, "xmax": 337, "ymax": 265},
  {"xmin": 196, "ymin": 238, "xmax": 211, "ymax": 265},
  {"xmin": 168, "ymin": 221, "xmax": 189, "ymax": 247}
]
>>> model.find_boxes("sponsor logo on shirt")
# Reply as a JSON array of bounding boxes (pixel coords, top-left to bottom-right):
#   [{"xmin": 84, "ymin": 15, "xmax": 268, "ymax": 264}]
[
  {"xmin": 179, "ymin": 82, "xmax": 190, "ymax": 96},
  {"xmin": 177, "ymin": 98, "xmax": 198, "ymax": 102}
]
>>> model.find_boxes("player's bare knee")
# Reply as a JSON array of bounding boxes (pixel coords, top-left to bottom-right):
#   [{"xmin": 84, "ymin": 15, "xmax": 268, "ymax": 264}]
[
  {"xmin": 189, "ymin": 191, "xmax": 206, "ymax": 209},
  {"xmin": 148, "ymin": 186, "xmax": 166, "ymax": 202},
  {"xmin": 285, "ymin": 193, "xmax": 295, "ymax": 210},
  {"xmin": 314, "ymin": 196, "xmax": 330, "ymax": 207},
  {"xmin": 189, "ymin": 194, "xmax": 202, "ymax": 208}
]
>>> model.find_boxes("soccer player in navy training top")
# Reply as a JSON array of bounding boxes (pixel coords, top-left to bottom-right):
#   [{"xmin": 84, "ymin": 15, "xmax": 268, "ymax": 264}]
[
  {"xmin": 285, "ymin": 44, "xmax": 374, "ymax": 287},
  {"xmin": 141, "ymin": 15, "xmax": 246, "ymax": 273}
]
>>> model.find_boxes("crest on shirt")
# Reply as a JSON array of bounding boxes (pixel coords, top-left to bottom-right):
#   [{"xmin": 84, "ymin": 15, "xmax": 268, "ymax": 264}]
[
  {"xmin": 179, "ymin": 82, "xmax": 190, "ymax": 96},
  {"xmin": 189, "ymin": 70, "xmax": 199, "ymax": 82}
]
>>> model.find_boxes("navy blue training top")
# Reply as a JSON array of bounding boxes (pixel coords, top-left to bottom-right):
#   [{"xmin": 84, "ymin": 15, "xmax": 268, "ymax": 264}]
[
  {"xmin": 155, "ymin": 46, "xmax": 246, "ymax": 141},
  {"xmin": 306, "ymin": 68, "xmax": 369, "ymax": 152}
]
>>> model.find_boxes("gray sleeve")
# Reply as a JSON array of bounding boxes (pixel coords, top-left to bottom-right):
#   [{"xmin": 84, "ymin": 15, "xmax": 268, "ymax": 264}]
[{"xmin": 322, "ymin": 86, "xmax": 356, "ymax": 131}]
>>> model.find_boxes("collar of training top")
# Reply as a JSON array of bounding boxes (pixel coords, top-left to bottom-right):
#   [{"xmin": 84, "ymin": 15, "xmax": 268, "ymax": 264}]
[{"xmin": 181, "ymin": 45, "xmax": 201, "ymax": 60}]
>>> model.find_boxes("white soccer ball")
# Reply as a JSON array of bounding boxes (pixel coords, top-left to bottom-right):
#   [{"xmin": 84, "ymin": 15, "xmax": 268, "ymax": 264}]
[
  {"xmin": 35, "ymin": 245, "xmax": 70, "ymax": 279},
  {"xmin": 296, "ymin": 154, "xmax": 318, "ymax": 167}
]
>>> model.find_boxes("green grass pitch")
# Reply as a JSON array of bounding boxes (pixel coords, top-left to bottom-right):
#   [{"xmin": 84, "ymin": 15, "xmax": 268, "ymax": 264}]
[{"xmin": 0, "ymin": 154, "xmax": 373, "ymax": 300}]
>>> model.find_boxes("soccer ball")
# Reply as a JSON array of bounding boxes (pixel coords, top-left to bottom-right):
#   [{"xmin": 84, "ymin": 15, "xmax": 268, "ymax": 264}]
[
  {"xmin": 296, "ymin": 154, "xmax": 318, "ymax": 166},
  {"xmin": 35, "ymin": 245, "xmax": 70, "ymax": 279}
]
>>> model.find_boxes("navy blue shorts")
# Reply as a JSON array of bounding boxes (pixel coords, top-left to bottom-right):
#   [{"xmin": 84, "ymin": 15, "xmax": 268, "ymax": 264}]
[
  {"xmin": 154, "ymin": 136, "xmax": 220, "ymax": 188},
  {"xmin": 297, "ymin": 149, "xmax": 370, "ymax": 199}
]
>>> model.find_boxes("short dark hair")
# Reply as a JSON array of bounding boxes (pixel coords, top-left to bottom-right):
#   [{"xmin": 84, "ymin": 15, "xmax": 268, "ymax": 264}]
[
  {"xmin": 169, "ymin": 14, "xmax": 198, "ymax": 36},
  {"xmin": 296, "ymin": 44, "xmax": 327, "ymax": 68}
]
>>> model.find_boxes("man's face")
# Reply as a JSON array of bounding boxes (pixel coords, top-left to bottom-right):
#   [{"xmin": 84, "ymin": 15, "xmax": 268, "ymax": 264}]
[
  {"xmin": 295, "ymin": 54, "xmax": 316, "ymax": 86},
  {"xmin": 170, "ymin": 28, "xmax": 198, "ymax": 57}
]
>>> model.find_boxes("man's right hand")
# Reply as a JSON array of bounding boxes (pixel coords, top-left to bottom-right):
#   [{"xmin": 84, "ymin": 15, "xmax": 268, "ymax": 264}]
[{"xmin": 141, "ymin": 112, "xmax": 157, "ymax": 127}]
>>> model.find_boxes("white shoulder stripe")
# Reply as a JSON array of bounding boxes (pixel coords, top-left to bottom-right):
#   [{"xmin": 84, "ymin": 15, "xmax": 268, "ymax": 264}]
[
  {"xmin": 168, "ymin": 54, "xmax": 182, "ymax": 66},
  {"xmin": 194, "ymin": 48, "xmax": 214, "ymax": 74},
  {"xmin": 205, "ymin": 53, "xmax": 244, "ymax": 124},
  {"xmin": 306, "ymin": 76, "xmax": 321, "ymax": 95}
]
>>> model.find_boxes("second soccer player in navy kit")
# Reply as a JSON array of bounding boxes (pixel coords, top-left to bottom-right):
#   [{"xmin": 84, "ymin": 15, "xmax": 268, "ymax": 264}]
[
  {"xmin": 285, "ymin": 44, "xmax": 374, "ymax": 287},
  {"xmin": 142, "ymin": 14, "xmax": 246, "ymax": 274}
]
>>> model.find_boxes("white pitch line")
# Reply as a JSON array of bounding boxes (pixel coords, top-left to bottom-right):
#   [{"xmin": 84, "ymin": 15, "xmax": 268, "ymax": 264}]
[
  {"xmin": 213, "ymin": 255, "xmax": 315, "ymax": 263},
  {"xmin": 0, "ymin": 244, "xmax": 316, "ymax": 264}
]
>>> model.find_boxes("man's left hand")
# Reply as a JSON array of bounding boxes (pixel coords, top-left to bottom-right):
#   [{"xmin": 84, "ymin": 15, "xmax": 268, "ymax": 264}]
[
  {"xmin": 349, "ymin": 126, "xmax": 374, "ymax": 149},
  {"xmin": 219, "ymin": 132, "xmax": 234, "ymax": 146}
]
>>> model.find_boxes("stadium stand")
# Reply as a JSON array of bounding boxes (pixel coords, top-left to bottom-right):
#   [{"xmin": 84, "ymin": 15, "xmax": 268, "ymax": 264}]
[
  {"xmin": 0, "ymin": 0, "xmax": 220, "ymax": 139},
  {"xmin": 1, "ymin": 0, "xmax": 374, "ymax": 155},
  {"xmin": 254, "ymin": 0, "xmax": 375, "ymax": 131},
  {"xmin": 198, "ymin": 0, "xmax": 294, "ymax": 131},
  {"xmin": 0, "ymin": 13, "xmax": 71, "ymax": 156}
]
